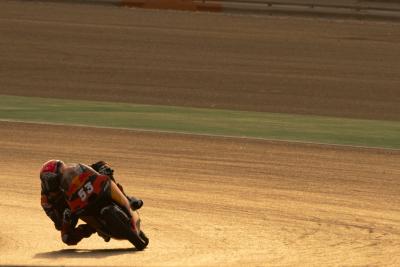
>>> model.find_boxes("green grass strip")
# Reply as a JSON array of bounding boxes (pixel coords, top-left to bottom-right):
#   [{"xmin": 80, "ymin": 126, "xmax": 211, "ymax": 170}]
[{"xmin": 0, "ymin": 95, "xmax": 399, "ymax": 149}]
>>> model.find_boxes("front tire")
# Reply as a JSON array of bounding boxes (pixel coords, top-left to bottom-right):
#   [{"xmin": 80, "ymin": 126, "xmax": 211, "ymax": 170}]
[
  {"xmin": 100, "ymin": 205, "xmax": 148, "ymax": 250},
  {"xmin": 128, "ymin": 230, "xmax": 149, "ymax": 251}
]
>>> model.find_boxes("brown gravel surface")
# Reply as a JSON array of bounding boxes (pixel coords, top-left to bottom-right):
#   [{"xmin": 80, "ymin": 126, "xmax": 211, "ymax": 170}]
[
  {"xmin": 1, "ymin": 1, "xmax": 400, "ymax": 120},
  {"xmin": 0, "ymin": 121, "xmax": 399, "ymax": 266}
]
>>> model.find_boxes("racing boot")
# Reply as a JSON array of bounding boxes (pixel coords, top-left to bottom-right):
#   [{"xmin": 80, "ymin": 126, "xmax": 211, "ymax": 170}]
[
  {"xmin": 97, "ymin": 232, "xmax": 111, "ymax": 242},
  {"xmin": 127, "ymin": 196, "xmax": 143, "ymax": 211}
]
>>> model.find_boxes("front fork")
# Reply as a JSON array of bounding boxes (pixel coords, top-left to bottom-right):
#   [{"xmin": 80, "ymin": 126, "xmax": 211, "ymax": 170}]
[{"xmin": 109, "ymin": 180, "xmax": 141, "ymax": 234}]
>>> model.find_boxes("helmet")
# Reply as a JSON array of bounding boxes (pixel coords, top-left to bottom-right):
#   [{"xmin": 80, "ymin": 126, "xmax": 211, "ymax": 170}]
[{"xmin": 40, "ymin": 159, "xmax": 64, "ymax": 192}]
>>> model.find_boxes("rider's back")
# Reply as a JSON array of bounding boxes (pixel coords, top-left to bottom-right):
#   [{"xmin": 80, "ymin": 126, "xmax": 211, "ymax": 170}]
[
  {"xmin": 60, "ymin": 163, "xmax": 92, "ymax": 192},
  {"xmin": 60, "ymin": 163, "xmax": 103, "ymax": 212}
]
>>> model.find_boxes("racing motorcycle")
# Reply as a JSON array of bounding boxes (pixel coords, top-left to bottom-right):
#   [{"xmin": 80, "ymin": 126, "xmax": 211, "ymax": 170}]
[{"xmin": 64, "ymin": 173, "xmax": 149, "ymax": 250}]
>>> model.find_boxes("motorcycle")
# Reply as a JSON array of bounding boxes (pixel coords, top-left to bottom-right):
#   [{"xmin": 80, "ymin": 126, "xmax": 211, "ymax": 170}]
[{"xmin": 63, "ymin": 173, "xmax": 149, "ymax": 250}]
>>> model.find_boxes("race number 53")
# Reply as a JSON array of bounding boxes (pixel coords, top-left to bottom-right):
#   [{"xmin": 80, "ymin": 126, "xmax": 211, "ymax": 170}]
[{"xmin": 78, "ymin": 181, "xmax": 94, "ymax": 201}]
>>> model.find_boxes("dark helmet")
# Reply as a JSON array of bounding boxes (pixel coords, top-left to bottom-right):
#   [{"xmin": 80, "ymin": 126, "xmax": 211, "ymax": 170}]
[{"xmin": 40, "ymin": 159, "xmax": 64, "ymax": 192}]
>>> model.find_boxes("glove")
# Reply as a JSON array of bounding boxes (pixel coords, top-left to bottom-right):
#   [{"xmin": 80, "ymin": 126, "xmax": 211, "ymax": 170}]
[
  {"xmin": 91, "ymin": 161, "xmax": 114, "ymax": 178},
  {"xmin": 99, "ymin": 164, "xmax": 114, "ymax": 177}
]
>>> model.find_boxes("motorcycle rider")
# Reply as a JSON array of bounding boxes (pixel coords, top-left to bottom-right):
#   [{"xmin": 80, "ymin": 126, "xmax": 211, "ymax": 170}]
[{"xmin": 40, "ymin": 159, "xmax": 143, "ymax": 245}]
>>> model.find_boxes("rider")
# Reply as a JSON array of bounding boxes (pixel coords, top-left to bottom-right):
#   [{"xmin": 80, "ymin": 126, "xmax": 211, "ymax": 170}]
[{"xmin": 40, "ymin": 159, "xmax": 143, "ymax": 245}]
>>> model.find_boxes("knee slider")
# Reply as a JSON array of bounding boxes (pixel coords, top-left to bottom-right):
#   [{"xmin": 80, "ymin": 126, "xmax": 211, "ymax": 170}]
[{"xmin": 62, "ymin": 233, "xmax": 78, "ymax": 246}]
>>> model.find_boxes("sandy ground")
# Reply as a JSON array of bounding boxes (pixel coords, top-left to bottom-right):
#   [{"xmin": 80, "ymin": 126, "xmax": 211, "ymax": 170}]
[
  {"xmin": 1, "ymin": 1, "xmax": 400, "ymax": 120},
  {"xmin": 0, "ymin": 121, "xmax": 399, "ymax": 266},
  {"xmin": 1, "ymin": 1, "xmax": 400, "ymax": 266}
]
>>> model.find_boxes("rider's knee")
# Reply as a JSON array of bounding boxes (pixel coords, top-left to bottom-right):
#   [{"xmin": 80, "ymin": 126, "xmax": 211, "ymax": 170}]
[{"xmin": 62, "ymin": 233, "xmax": 79, "ymax": 246}]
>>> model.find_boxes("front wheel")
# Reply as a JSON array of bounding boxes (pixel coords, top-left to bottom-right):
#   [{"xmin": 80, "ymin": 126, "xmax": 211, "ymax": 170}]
[
  {"xmin": 100, "ymin": 205, "xmax": 148, "ymax": 250},
  {"xmin": 128, "ymin": 230, "xmax": 149, "ymax": 251},
  {"xmin": 128, "ymin": 210, "xmax": 149, "ymax": 250}
]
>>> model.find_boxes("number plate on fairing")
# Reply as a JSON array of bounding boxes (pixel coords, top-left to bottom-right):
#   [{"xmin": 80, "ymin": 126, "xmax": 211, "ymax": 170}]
[{"xmin": 66, "ymin": 173, "xmax": 109, "ymax": 213}]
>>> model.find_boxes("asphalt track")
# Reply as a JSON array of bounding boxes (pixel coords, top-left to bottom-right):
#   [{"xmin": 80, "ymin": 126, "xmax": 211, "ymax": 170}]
[{"xmin": 1, "ymin": 1, "xmax": 400, "ymax": 266}]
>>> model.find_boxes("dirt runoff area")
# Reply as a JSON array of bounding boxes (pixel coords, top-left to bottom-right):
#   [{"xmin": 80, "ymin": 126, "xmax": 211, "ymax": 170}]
[{"xmin": 0, "ymin": 121, "xmax": 399, "ymax": 266}]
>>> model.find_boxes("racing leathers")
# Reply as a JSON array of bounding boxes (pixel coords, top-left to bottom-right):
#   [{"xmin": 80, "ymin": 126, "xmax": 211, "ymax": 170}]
[
  {"xmin": 40, "ymin": 164, "xmax": 96, "ymax": 245},
  {"xmin": 40, "ymin": 161, "xmax": 142, "ymax": 245}
]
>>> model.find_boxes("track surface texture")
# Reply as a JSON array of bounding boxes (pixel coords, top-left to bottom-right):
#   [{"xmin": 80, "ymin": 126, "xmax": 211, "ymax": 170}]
[
  {"xmin": 1, "ymin": 121, "xmax": 399, "ymax": 266},
  {"xmin": 1, "ymin": 1, "xmax": 400, "ymax": 266},
  {"xmin": 1, "ymin": 1, "xmax": 400, "ymax": 120}
]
